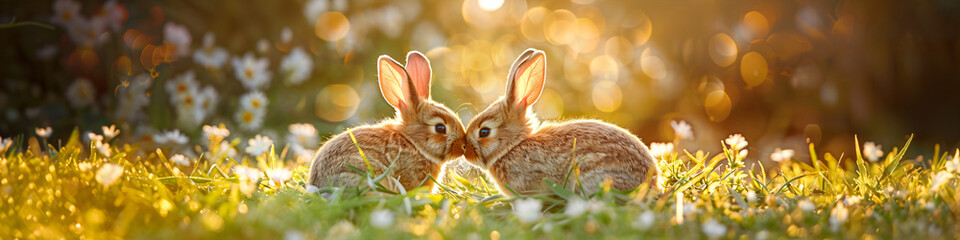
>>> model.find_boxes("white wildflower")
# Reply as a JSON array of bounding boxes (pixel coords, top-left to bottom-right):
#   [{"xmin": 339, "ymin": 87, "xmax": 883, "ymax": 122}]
[
  {"xmin": 234, "ymin": 165, "xmax": 261, "ymax": 181},
  {"xmin": 267, "ymin": 168, "xmax": 292, "ymax": 184},
  {"xmin": 745, "ymin": 190, "xmax": 757, "ymax": 204},
  {"xmin": 87, "ymin": 132, "xmax": 104, "ymax": 143},
  {"xmin": 239, "ymin": 91, "xmax": 268, "ymax": 112},
  {"xmin": 94, "ymin": 141, "xmax": 111, "ymax": 157},
  {"xmin": 65, "ymin": 78, "xmax": 96, "ymax": 108},
  {"xmin": 96, "ymin": 0, "xmax": 126, "ymax": 32},
  {"xmin": 513, "ymin": 198, "xmax": 542, "ymax": 223},
  {"xmin": 202, "ymin": 125, "xmax": 231, "ymax": 139},
  {"xmin": 193, "ymin": 33, "xmax": 230, "ymax": 69},
  {"xmin": 565, "ymin": 198, "xmax": 590, "ymax": 217},
  {"xmin": 370, "ymin": 209, "xmax": 395, "ymax": 229},
  {"xmin": 165, "ymin": 71, "xmax": 199, "ymax": 102},
  {"xmin": 154, "ymin": 129, "xmax": 188, "ymax": 145},
  {"xmin": 633, "ymin": 210, "xmax": 655, "ymax": 230},
  {"xmin": 66, "ymin": 17, "xmax": 108, "ymax": 47},
  {"xmin": 945, "ymin": 150, "xmax": 960, "ymax": 173},
  {"xmin": 36, "ymin": 127, "xmax": 53, "ymax": 139},
  {"xmin": 725, "ymin": 134, "xmax": 748, "ymax": 151},
  {"xmin": 51, "ymin": 0, "xmax": 82, "ymax": 27},
  {"xmin": 232, "ymin": 52, "xmax": 272, "ymax": 90},
  {"xmin": 670, "ymin": 120, "xmax": 694, "ymax": 140},
  {"xmin": 256, "ymin": 39, "xmax": 270, "ymax": 54},
  {"xmin": 95, "ymin": 163, "xmax": 123, "ymax": 187},
  {"xmin": 770, "ymin": 148, "xmax": 794, "ymax": 162},
  {"xmin": 236, "ymin": 107, "xmax": 265, "ymax": 131},
  {"xmin": 0, "ymin": 138, "xmax": 12, "ymax": 153},
  {"xmin": 701, "ymin": 218, "xmax": 727, "ymax": 239},
  {"xmin": 303, "ymin": 0, "xmax": 329, "ymax": 23},
  {"xmin": 170, "ymin": 154, "xmax": 191, "ymax": 166},
  {"xmin": 287, "ymin": 123, "xmax": 318, "ymax": 148},
  {"xmin": 829, "ymin": 202, "xmax": 849, "ymax": 232},
  {"xmin": 281, "ymin": 27, "xmax": 293, "ymax": 44},
  {"xmin": 163, "ymin": 22, "xmax": 192, "ymax": 57},
  {"xmin": 862, "ymin": 141, "xmax": 883, "ymax": 162},
  {"xmin": 931, "ymin": 171, "xmax": 952, "ymax": 191},
  {"xmin": 648, "ymin": 142, "xmax": 674, "ymax": 157},
  {"xmin": 101, "ymin": 125, "xmax": 119, "ymax": 140},
  {"xmin": 115, "ymin": 74, "xmax": 152, "ymax": 122},
  {"xmin": 280, "ymin": 47, "xmax": 314, "ymax": 85},
  {"xmin": 798, "ymin": 200, "xmax": 815, "ymax": 212},
  {"xmin": 246, "ymin": 135, "xmax": 274, "ymax": 156}
]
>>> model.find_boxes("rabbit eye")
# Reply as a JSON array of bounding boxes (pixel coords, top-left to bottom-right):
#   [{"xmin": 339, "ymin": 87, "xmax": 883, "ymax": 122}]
[
  {"xmin": 479, "ymin": 128, "xmax": 491, "ymax": 138},
  {"xmin": 434, "ymin": 124, "xmax": 446, "ymax": 134}
]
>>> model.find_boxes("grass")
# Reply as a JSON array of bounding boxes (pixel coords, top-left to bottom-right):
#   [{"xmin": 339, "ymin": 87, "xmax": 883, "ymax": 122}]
[{"xmin": 1, "ymin": 129, "xmax": 958, "ymax": 239}]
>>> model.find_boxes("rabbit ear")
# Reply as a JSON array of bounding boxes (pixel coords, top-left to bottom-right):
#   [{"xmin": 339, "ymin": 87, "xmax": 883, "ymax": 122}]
[
  {"xmin": 405, "ymin": 51, "xmax": 432, "ymax": 99},
  {"xmin": 505, "ymin": 50, "xmax": 546, "ymax": 109},
  {"xmin": 378, "ymin": 55, "xmax": 419, "ymax": 112}
]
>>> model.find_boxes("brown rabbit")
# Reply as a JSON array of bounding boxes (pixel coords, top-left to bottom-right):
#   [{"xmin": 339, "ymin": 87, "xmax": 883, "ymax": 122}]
[
  {"xmin": 308, "ymin": 51, "xmax": 466, "ymax": 192},
  {"xmin": 462, "ymin": 49, "xmax": 660, "ymax": 196}
]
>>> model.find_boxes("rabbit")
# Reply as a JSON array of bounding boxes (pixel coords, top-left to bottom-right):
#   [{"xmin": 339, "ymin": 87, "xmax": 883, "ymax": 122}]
[
  {"xmin": 308, "ymin": 51, "xmax": 466, "ymax": 192},
  {"xmin": 462, "ymin": 48, "xmax": 661, "ymax": 196}
]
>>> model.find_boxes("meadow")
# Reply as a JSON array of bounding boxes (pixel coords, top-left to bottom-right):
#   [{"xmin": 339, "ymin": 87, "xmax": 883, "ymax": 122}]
[{"xmin": 2, "ymin": 127, "xmax": 958, "ymax": 239}]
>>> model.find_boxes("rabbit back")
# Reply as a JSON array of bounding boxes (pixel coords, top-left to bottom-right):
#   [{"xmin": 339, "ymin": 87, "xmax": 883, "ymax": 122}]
[
  {"xmin": 308, "ymin": 123, "xmax": 442, "ymax": 191},
  {"xmin": 489, "ymin": 119, "xmax": 660, "ymax": 195}
]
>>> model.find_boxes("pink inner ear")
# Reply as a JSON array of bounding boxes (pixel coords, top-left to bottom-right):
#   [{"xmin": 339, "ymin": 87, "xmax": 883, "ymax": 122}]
[
  {"xmin": 405, "ymin": 52, "xmax": 432, "ymax": 99},
  {"xmin": 513, "ymin": 53, "xmax": 546, "ymax": 108},
  {"xmin": 378, "ymin": 57, "xmax": 410, "ymax": 110}
]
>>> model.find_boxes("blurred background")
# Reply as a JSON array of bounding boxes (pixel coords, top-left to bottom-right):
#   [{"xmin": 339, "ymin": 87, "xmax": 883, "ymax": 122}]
[{"xmin": 1, "ymin": 0, "xmax": 959, "ymax": 165}]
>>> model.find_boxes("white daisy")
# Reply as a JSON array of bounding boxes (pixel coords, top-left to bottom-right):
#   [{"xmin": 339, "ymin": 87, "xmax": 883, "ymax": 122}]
[
  {"xmin": 946, "ymin": 150, "xmax": 960, "ymax": 173},
  {"xmin": 370, "ymin": 209, "xmax": 394, "ymax": 229},
  {"xmin": 236, "ymin": 108, "xmax": 265, "ymax": 131},
  {"xmin": 202, "ymin": 124, "xmax": 231, "ymax": 140},
  {"xmin": 95, "ymin": 163, "xmax": 123, "ymax": 187},
  {"xmin": 51, "ymin": 0, "xmax": 82, "ymax": 28},
  {"xmin": 701, "ymin": 218, "xmax": 727, "ymax": 239},
  {"xmin": 829, "ymin": 202, "xmax": 848, "ymax": 232},
  {"xmin": 87, "ymin": 132, "xmax": 104, "ymax": 144},
  {"xmin": 862, "ymin": 141, "xmax": 883, "ymax": 162},
  {"xmin": 670, "ymin": 120, "xmax": 694, "ymax": 140},
  {"xmin": 65, "ymin": 78, "xmax": 96, "ymax": 109},
  {"xmin": 281, "ymin": 47, "xmax": 314, "ymax": 85},
  {"xmin": 36, "ymin": 127, "xmax": 53, "ymax": 139},
  {"xmin": 232, "ymin": 53, "xmax": 272, "ymax": 90},
  {"xmin": 303, "ymin": 0, "xmax": 329, "ymax": 23},
  {"xmin": 513, "ymin": 198, "xmax": 542, "ymax": 223},
  {"xmin": 267, "ymin": 168, "xmax": 292, "ymax": 184},
  {"xmin": 115, "ymin": 74, "xmax": 152, "ymax": 122},
  {"xmin": 67, "ymin": 17, "xmax": 109, "ymax": 47},
  {"xmin": 102, "ymin": 125, "xmax": 119, "ymax": 141},
  {"xmin": 154, "ymin": 129, "xmax": 188, "ymax": 145},
  {"xmin": 163, "ymin": 22, "xmax": 192, "ymax": 57},
  {"xmin": 246, "ymin": 134, "xmax": 274, "ymax": 156},
  {"xmin": 192, "ymin": 86, "xmax": 218, "ymax": 123},
  {"xmin": 170, "ymin": 154, "xmax": 191, "ymax": 166},
  {"xmin": 95, "ymin": 0, "xmax": 126, "ymax": 32},
  {"xmin": 770, "ymin": 148, "xmax": 794, "ymax": 162},
  {"xmin": 798, "ymin": 199, "xmax": 815, "ymax": 212},
  {"xmin": 565, "ymin": 198, "xmax": 590, "ymax": 217},
  {"xmin": 165, "ymin": 71, "xmax": 199, "ymax": 102},
  {"xmin": 281, "ymin": 27, "xmax": 293, "ymax": 44},
  {"xmin": 632, "ymin": 210, "xmax": 655, "ymax": 230},
  {"xmin": 648, "ymin": 142, "xmax": 674, "ymax": 157},
  {"xmin": 931, "ymin": 171, "xmax": 952, "ymax": 191},
  {"xmin": 287, "ymin": 123, "xmax": 318, "ymax": 148},
  {"xmin": 725, "ymin": 134, "xmax": 748, "ymax": 151},
  {"xmin": 239, "ymin": 91, "xmax": 268, "ymax": 112},
  {"xmin": 257, "ymin": 39, "xmax": 270, "ymax": 54},
  {"xmin": 95, "ymin": 141, "xmax": 111, "ymax": 157},
  {"xmin": 193, "ymin": 33, "xmax": 230, "ymax": 69}
]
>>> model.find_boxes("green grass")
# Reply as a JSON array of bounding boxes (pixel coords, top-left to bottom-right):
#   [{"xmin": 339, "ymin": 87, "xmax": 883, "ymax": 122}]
[{"xmin": 1, "ymin": 130, "xmax": 958, "ymax": 239}]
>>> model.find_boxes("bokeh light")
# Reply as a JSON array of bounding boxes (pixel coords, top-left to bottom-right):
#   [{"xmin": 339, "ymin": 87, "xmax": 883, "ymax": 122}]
[
  {"xmin": 709, "ymin": 33, "xmax": 738, "ymax": 67},
  {"xmin": 315, "ymin": 12, "xmax": 350, "ymax": 42},
  {"xmin": 315, "ymin": 84, "xmax": 360, "ymax": 122},
  {"xmin": 592, "ymin": 80, "xmax": 622, "ymax": 112},
  {"xmin": 740, "ymin": 51, "xmax": 768, "ymax": 87}
]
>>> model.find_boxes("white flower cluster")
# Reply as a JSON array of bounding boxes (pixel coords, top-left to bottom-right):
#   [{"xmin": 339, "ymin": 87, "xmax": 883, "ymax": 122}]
[
  {"xmin": 165, "ymin": 71, "xmax": 219, "ymax": 129},
  {"xmin": 50, "ymin": 0, "xmax": 126, "ymax": 47}
]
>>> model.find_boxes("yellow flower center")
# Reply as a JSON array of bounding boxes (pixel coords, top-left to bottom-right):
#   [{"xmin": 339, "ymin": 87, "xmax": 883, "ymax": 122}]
[
  {"xmin": 251, "ymin": 100, "xmax": 260, "ymax": 108},
  {"xmin": 62, "ymin": 11, "xmax": 72, "ymax": 21},
  {"xmin": 243, "ymin": 112, "xmax": 253, "ymax": 122},
  {"xmin": 244, "ymin": 68, "xmax": 254, "ymax": 79}
]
